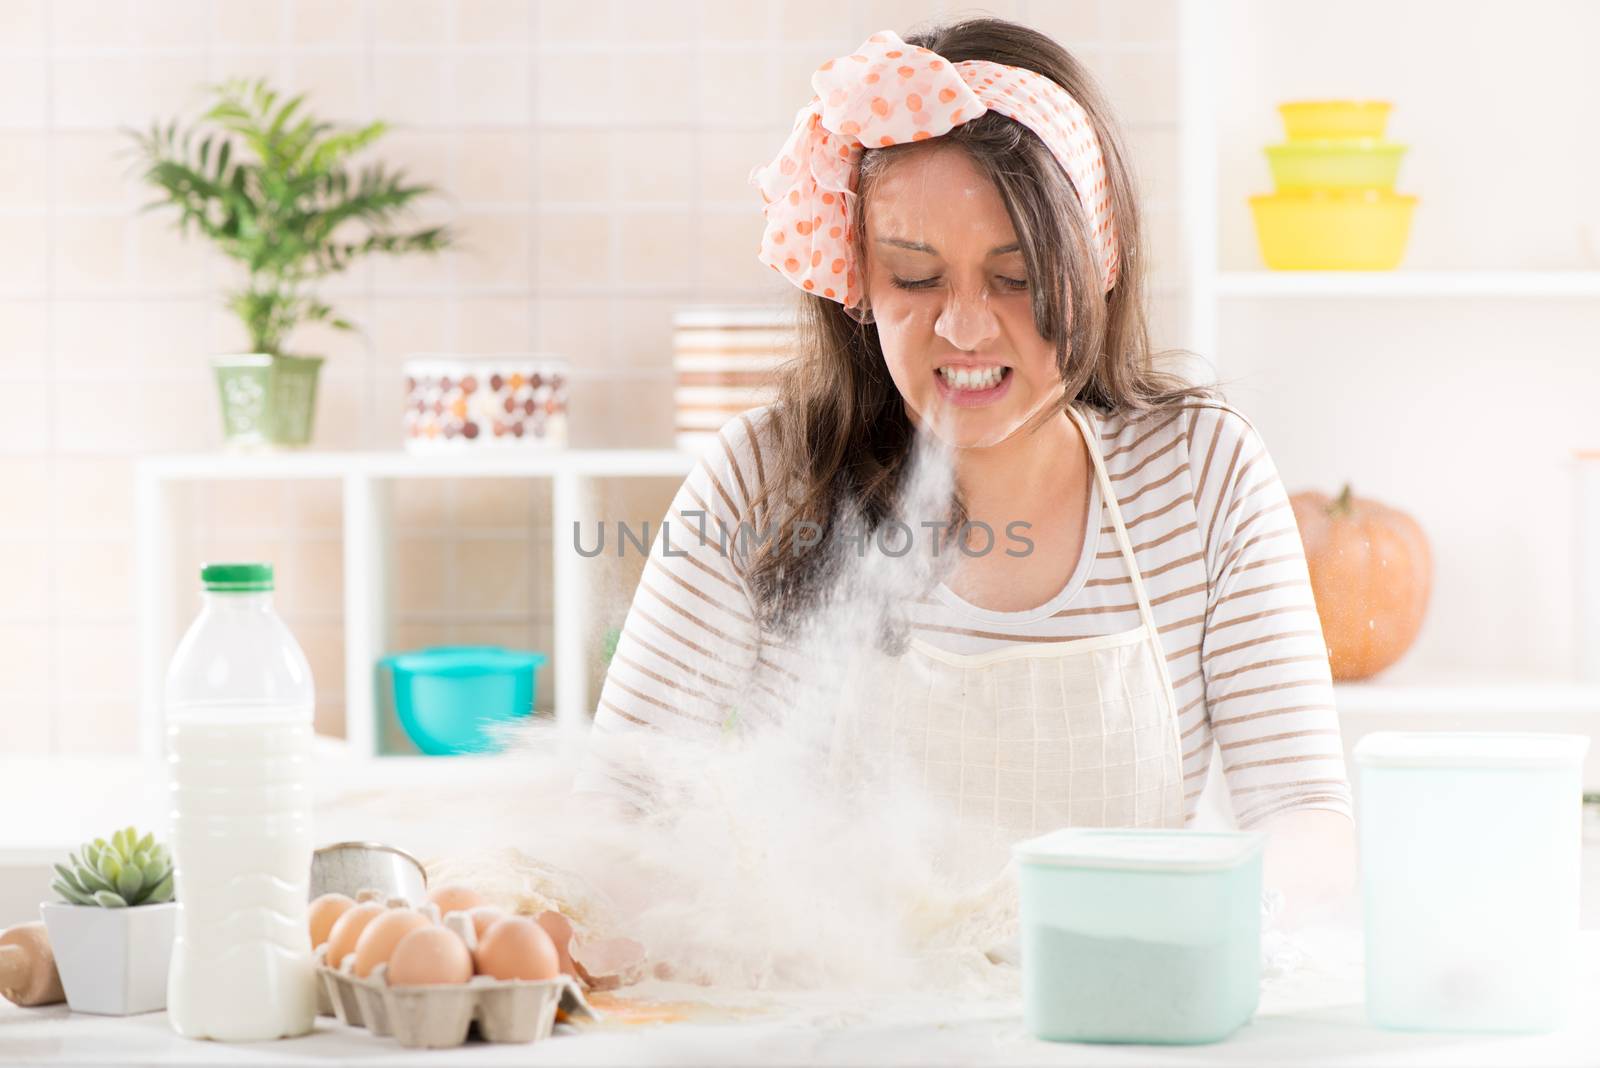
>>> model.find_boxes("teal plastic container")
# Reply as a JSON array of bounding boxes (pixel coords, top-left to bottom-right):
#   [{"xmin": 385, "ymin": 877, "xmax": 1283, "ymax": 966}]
[
  {"xmin": 1013, "ymin": 829, "xmax": 1266, "ymax": 1045},
  {"xmin": 378, "ymin": 646, "xmax": 547, "ymax": 755}
]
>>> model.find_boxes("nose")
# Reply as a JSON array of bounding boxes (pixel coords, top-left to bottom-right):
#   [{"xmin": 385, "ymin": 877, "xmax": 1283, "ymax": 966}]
[{"xmin": 933, "ymin": 287, "xmax": 1001, "ymax": 352}]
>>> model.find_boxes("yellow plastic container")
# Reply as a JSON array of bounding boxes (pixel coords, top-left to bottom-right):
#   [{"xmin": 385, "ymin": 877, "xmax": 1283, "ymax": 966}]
[
  {"xmin": 1278, "ymin": 100, "xmax": 1391, "ymax": 141},
  {"xmin": 1249, "ymin": 189, "xmax": 1418, "ymax": 270}
]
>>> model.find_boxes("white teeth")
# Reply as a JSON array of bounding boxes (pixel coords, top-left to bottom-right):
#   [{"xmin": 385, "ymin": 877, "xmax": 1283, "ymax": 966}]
[{"xmin": 938, "ymin": 366, "xmax": 1005, "ymax": 391}]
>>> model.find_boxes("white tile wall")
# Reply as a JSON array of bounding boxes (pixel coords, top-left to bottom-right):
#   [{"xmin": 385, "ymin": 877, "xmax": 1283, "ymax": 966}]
[{"xmin": 0, "ymin": 0, "xmax": 1183, "ymax": 754}]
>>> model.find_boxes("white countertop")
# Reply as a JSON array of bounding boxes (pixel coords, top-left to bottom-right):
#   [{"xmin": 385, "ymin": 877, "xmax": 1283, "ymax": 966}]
[
  {"xmin": 5, "ymin": 933, "xmax": 1600, "ymax": 1068},
  {"xmin": 0, "ymin": 749, "xmax": 524, "ymax": 857},
  {"xmin": 6, "ymin": 754, "xmax": 1600, "ymax": 1065}
]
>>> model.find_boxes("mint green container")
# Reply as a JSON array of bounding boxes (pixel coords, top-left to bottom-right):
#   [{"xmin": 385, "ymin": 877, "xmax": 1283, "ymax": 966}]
[{"xmin": 1014, "ymin": 829, "xmax": 1266, "ymax": 1045}]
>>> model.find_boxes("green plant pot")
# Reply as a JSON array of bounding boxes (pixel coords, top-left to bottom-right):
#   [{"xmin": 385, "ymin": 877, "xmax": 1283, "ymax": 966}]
[{"xmin": 210, "ymin": 353, "xmax": 324, "ymax": 448}]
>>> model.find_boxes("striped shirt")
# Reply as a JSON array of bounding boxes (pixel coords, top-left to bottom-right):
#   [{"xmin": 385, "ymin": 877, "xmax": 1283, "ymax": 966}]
[{"xmin": 586, "ymin": 402, "xmax": 1353, "ymax": 829}]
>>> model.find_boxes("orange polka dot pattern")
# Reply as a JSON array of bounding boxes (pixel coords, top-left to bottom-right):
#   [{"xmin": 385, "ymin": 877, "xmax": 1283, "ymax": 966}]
[{"xmin": 748, "ymin": 30, "xmax": 1119, "ymax": 319}]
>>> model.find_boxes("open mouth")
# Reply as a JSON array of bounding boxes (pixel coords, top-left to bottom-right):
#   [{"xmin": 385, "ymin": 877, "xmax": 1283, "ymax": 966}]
[{"xmin": 934, "ymin": 365, "xmax": 1013, "ymax": 405}]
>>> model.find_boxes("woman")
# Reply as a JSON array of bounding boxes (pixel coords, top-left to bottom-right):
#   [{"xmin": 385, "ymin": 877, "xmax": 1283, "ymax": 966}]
[{"xmin": 585, "ymin": 18, "xmax": 1354, "ymax": 915}]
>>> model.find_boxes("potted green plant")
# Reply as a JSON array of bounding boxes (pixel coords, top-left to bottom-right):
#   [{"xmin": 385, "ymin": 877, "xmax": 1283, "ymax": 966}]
[
  {"xmin": 39, "ymin": 827, "xmax": 177, "ymax": 1016},
  {"xmin": 129, "ymin": 79, "xmax": 452, "ymax": 448}
]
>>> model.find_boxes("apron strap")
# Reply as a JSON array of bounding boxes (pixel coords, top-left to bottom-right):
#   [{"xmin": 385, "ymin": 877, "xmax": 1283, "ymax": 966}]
[
  {"xmin": 1067, "ymin": 403, "xmax": 1187, "ymax": 818},
  {"xmin": 1068, "ymin": 404, "xmax": 1184, "ymax": 789},
  {"xmin": 1066, "ymin": 404, "xmax": 1163, "ymax": 640}
]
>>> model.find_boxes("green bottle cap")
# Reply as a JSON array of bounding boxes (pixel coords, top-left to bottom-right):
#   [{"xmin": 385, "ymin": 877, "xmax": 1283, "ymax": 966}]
[{"xmin": 200, "ymin": 563, "xmax": 274, "ymax": 592}]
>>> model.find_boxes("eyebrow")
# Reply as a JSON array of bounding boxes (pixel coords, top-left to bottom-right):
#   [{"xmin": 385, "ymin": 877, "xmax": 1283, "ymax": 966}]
[{"xmin": 876, "ymin": 238, "xmax": 1022, "ymax": 256}]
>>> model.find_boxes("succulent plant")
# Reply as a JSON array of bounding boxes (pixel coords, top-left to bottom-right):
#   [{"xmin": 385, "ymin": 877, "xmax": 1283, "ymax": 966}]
[{"xmin": 52, "ymin": 827, "xmax": 175, "ymax": 908}]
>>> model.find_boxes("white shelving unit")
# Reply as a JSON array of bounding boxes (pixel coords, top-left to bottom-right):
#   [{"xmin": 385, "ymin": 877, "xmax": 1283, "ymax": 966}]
[
  {"xmin": 1217, "ymin": 270, "xmax": 1600, "ymax": 299},
  {"xmin": 1175, "ymin": 0, "xmax": 1600, "ymax": 726},
  {"xmin": 1332, "ymin": 677, "xmax": 1600, "ymax": 715},
  {"xmin": 135, "ymin": 448, "xmax": 697, "ymax": 760}
]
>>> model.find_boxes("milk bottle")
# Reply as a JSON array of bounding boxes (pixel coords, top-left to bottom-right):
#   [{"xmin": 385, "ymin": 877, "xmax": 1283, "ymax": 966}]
[{"xmin": 164, "ymin": 563, "xmax": 317, "ymax": 1041}]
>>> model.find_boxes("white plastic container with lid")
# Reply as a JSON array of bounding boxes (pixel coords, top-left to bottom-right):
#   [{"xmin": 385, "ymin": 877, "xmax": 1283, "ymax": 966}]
[
  {"xmin": 1355, "ymin": 731, "xmax": 1589, "ymax": 1033},
  {"xmin": 1012, "ymin": 828, "xmax": 1266, "ymax": 1045},
  {"xmin": 164, "ymin": 562, "xmax": 317, "ymax": 1041}
]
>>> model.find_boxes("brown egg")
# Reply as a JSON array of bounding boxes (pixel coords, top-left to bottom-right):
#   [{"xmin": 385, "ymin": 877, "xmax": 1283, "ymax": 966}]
[
  {"xmin": 387, "ymin": 925, "xmax": 473, "ymax": 987},
  {"xmin": 325, "ymin": 902, "xmax": 386, "ymax": 969},
  {"xmin": 474, "ymin": 916, "xmax": 560, "ymax": 981},
  {"xmin": 426, "ymin": 884, "xmax": 485, "ymax": 916},
  {"xmin": 308, "ymin": 893, "xmax": 356, "ymax": 950},
  {"xmin": 352, "ymin": 909, "xmax": 432, "ymax": 978},
  {"xmin": 468, "ymin": 905, "xmax": 507, "ymax": 940}
]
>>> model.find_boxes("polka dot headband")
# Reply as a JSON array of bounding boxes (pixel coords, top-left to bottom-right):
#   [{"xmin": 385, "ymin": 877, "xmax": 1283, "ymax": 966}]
[{"xmin": 748, "ymin": 29, "xmax": 1119, "ymax": 322}]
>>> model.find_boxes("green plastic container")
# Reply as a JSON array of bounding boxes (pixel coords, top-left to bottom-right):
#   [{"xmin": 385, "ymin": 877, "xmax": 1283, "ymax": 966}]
[
  {"xmin": 1265, "ymin": 140, "xmax": 1407, "ymax": 191},
  {"xmin": 211, "ymin": 353, "xmax": 324, "ymax": 447},
  {"xmin": 1014, "ymin": 828, "xmax": 1266, "ymax": 1045}
]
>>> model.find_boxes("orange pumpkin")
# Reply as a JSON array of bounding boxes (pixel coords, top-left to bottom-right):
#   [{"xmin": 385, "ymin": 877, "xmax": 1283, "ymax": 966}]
[{"xmin": 1289, "ymin": 484, "xmax": 1431, "ymax": 680}]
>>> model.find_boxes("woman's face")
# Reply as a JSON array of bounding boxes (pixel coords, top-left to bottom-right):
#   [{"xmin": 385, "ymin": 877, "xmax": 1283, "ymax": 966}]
[{"xmin": 862, "ymin": 145, "xmax": 1063, "ymax": 450}]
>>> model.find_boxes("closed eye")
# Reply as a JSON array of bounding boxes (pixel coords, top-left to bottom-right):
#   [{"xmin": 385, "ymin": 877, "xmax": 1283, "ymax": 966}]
[{"xmin": 891, "ymin": 275, "xmax": 1029, "ymax": 291}]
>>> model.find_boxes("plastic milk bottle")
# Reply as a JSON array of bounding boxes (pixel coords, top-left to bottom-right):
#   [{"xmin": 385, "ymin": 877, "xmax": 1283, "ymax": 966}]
[{"xmin": 164, "ymin": 563, "xmax": 317, "ymax": 1040}]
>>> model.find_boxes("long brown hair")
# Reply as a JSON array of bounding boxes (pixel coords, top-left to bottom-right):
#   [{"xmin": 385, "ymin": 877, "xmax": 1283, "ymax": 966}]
[{"xmin": 745, "ymin": 16, "xmax": 1216, "ymax": 637}]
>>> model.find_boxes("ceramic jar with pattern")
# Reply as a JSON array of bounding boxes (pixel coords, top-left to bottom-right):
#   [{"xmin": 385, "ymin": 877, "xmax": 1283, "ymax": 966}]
[{"xmin": 402, "ymin": 356, "xmax": 569, "ymax": 451}]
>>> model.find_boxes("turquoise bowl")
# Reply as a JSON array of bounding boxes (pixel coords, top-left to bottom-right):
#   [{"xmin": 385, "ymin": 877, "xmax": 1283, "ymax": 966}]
[
  {"xmin": 379, "ymin": 645, "xmax": 547, "ymax": 755},
  {"xmin": 1014, "ymin": 828, "xmax": 1266, "ymax": 1044}
]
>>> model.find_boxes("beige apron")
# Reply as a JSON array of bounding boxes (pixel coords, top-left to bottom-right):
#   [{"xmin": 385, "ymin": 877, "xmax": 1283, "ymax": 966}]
[{"xmin": 831, "ymin": 405, "xmax": 1187, "ymax": 877}]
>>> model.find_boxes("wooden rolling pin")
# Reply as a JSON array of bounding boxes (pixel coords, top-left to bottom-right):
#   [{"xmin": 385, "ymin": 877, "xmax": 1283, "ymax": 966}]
[{"xmin": 0, "ymin": 923, "xmax": 65, "ymax": 1007}]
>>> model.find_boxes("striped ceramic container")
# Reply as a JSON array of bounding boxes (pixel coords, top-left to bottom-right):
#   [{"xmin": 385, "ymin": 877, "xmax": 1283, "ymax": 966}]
[{"xmin": 672, "ymin": 307, "xmax": 792, "ymax": 452}]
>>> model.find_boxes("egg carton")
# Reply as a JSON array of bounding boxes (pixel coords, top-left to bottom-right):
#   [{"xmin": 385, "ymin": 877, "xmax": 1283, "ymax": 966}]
[
  {"xmin": 316, "ymin": 907, "xmax": 598, "ymax": 1048},
  {"xmin": 312, "ymin": 889, "xmax": 403, "ymax": 1020}
]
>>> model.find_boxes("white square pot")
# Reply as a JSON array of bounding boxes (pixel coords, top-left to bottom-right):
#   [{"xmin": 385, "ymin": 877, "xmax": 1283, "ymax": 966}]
[{"xmin": 38, "ymin": 901, "xmax": 177, "ymax": 1016}]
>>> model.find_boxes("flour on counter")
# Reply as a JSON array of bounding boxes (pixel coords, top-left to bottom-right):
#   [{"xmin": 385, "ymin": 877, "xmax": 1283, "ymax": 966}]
[{"xmin": 332, "ymin": 409, "xmax": 1360, "ymax": 1011}]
